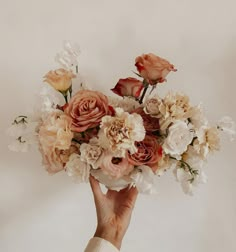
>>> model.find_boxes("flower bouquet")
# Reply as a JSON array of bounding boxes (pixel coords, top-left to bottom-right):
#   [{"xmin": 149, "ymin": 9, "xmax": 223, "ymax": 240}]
[{"xmin": 8, "ymin": 42, "xmax": 235, "ymax": 195}]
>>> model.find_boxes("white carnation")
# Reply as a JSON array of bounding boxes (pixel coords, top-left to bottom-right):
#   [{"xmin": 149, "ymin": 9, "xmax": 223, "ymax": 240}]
[
  {"xmin": 130, "ymin": 165, "xmax": 157, "ymax": 194},
  {"xmin": 163, "ymin": 120, "xmax": 194, "ymax": 159},
  {"xmin": 80, "ymin": 138, "xmax": 104, "ymax": 169},
  {"xmin": 188, "ymin": 104, "xmax": 208, "ymax": 129},
  {"xmin": 98, "ymin": 108, "xmax": 145, "ymax": 157},
  {"xmin": 65, "ymin": 154, "xmax": 90, "ymax": 183},
  {"xmin": 194, "ymin": 126, "xmax": 220, "ymax": 159}
]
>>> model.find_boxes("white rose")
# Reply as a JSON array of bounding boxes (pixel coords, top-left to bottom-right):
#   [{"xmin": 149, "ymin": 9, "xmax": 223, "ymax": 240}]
[
  {"xmin": 80, "ymin": 138, "xmax": 104, "ymax": 169},
  {"xmin": 163, "ymin": 121, "xmax": 194, "ymax": 158},
  {"xmin": 65, "ymin": 154, "xmax": 90, "ymax": 183},
  {"xmin": 130, "ymin": 165, "xmax": 157, "ymax": 194}
]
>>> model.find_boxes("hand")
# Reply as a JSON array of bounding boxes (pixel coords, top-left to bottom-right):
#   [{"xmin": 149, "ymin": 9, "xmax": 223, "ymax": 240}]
[{"xmin": 89, "ymin": 175, "xmax": 138, "ymax": 250}]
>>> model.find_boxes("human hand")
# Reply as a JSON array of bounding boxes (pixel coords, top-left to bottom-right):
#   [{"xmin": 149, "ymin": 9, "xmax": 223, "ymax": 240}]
[{"xmin": 89, "ymin": 175, "xmax": 138, "ymax": 250}]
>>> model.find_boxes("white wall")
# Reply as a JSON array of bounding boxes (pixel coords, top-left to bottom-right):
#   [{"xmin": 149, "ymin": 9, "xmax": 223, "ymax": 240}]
[{"xmin": 0, "ymin": 0, "xmax": 236, "ymax": 251}]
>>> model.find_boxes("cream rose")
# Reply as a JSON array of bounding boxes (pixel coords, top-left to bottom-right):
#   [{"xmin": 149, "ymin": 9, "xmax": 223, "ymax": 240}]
[
  {"xmin": 111, "ymin": 77, "xmax": 144, "ymax": 98},
  {"xmin": 163, "ymin": 121, "xmax": 193, "ymax": 158},
  {"xmin": 135, "ymin": 53, "xmax": 177, "ymax": 85},
  {"xmin": 65, "ymin": 90, "xmax": 111, "ymax": 132},
  {"xmin": 44, "ymin": 68, "xmax": 76, "ymax": 92}
]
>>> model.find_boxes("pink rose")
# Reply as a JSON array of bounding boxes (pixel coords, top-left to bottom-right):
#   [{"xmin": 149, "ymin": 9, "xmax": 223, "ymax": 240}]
[
  {"xmin": 132, "ymin": 107, "xmax": 160, "ymax": 132},
  {"xmin": 135, "ymin": 53, "xmax": 177, "ymax": 85},
  {"xmin": 100, "ymin": 151, "xmax": 134, "ymax": 179},
  {"xmin": 128, "ymin": 134, "xmax": 163, "ymax": 172},
  {"xmin": 111, "ymin": 77, "xmax": 144, "ymax": 98},
  {"xmin": 65, "ymin": 90, "xmax": 111, "ymax": 132}
]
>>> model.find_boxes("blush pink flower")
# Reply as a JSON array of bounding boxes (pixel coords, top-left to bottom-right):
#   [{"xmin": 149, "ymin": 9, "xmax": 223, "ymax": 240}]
[
  {"xmin": 100, "ymin": 150, "xmax": 134, "ymax": 179},
  {"xmin": 135, "ymin": 53, "xmax": 177, "ymax": 85},
  {"xmin": 111, "ymin": 77, "xmax": 144, "ymax": 98},
  {"xmin": 132, "ymin": 107, "xmax": 160, "ymax": 132},
  {"xmin": 128, "ymin": 134, "xmax": 163, "ymax": 172},
  {"xmin": 38, "ymin": 110, "xmax": 78, "ymax": 174},
  {"xmin": 65, "ymin": 90, "xmax": 111, "ymax": 132}
]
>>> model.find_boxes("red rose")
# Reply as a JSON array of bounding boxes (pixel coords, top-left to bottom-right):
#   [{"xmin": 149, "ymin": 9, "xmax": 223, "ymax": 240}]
[
  {"xmin": 132, "ymin": 107, "xmax": 160, "ymax": 132},
  {"xmin": 135, "ymin": 53, "xmax": 177, "ymax": 85},
  {"xmin": 111, "ymin": 77, "xmax": 144, "ymax": 98},
  {"xmin": 128, "ymin": 134, "xmax": 163, "ymax": 172}
]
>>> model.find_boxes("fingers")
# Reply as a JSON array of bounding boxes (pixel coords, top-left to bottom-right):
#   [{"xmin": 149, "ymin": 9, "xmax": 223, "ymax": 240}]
[
  {"xmin": 89, "ymin": 175, "xmax": 103, "ymax": 202},
  {"xmin": 127, "ymin": 186, "xmax": 138, "ymax": 203}
]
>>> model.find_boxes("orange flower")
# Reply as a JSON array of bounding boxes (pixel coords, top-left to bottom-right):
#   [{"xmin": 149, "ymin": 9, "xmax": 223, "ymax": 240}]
[{"xmin": 135, "ymin": 53, "xmax": 176, "ymax": 85}]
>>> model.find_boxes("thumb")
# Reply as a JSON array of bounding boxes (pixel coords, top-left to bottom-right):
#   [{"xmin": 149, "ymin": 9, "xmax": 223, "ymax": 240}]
[{"xmin": 89, "ymin": 175, "xmax": 103, "ymax": 203}]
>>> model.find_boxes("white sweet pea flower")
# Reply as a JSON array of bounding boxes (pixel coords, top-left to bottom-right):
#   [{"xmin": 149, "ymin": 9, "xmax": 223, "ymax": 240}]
[
  {"xmin": 65, "ymin": 153, "xmax": 90, "ymax": 183},
  {"xmin": 8, "ymin": 136, "xmax": 31, "ymax": 152},
  {"xmin": 7, "ymin": 116, "xmax": 28, "ymax": 137},
  {"xmin": 217, "ymin": 116, "xmax": 235, "ymax": 141},
  {"xmin": 90, "ymin": 169, "xmax": 132, "ymax": 191},
  {"xmin": 55, "ymin": 41, "xmax": 80, "ymax": 70},
  {"xmin": 130, "ymin": 165, "xmax": 157, "ymax": 194},
  {"xmin": 163, "ymin": 120, "xmax": 194, "ymax": 159}
]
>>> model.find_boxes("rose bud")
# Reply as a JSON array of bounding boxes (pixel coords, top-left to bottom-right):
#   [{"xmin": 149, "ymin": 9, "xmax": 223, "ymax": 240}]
[
  {"xmin": 135, "ymin": 53, "xmax": 177, "ymax": 85},
  {"xmin": 44, "ymin": 68, "xmax": 76, "ymax": 92},
  {"xmin": 111, "ymin": 77, "xmax": 144, "ymax": 98}
]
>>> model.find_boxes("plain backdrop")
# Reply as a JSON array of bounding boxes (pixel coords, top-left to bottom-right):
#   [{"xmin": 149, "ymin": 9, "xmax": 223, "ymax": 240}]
[{"xmin": 0, "ymin": 0, "xmax": 236, "ymax": 251}]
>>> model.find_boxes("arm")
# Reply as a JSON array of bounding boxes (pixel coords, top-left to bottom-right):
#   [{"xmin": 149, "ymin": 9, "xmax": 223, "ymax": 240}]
[{"xmin": 85, "ymin": 175, "xmax": 138, "ymax": 251}]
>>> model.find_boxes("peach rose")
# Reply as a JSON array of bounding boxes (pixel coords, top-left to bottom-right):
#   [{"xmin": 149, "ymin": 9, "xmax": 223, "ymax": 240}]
[
  {"xmin": 44, "ymin": 68, "xmax": 76, "ymax": 92},
  {"xmin": 128, "ymin": 134, "xmax": 163, "ymax": 172},
  {"xmin": 111, "ymin": 77, "xmax": 144, "ymax": 98},
  {"xmin": 132, "ymin": 107, "xmax": 160, "ymax": 132},
  {"xmin": 65, "ymin": 90, "xmax": 111, "ymax": 132},
  {"xmin": 100, "ymin": 151, "xmax": 134, "ymax": 179},
  {"xmin": 38, "ymin": 110, "xmax": 75, "ymax": 174},
  {"xmin": 135, "ymin": 53, "xmax": 177, "ymax": 85}
]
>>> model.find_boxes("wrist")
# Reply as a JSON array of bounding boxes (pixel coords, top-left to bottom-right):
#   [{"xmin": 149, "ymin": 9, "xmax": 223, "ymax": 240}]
[{"xmin": 94, "ymin": 225, "xmax": 123, "ymax": 250}]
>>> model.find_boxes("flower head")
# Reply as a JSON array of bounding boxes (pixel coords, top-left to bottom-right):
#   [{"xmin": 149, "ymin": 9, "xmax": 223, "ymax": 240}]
[
  {"xmin": 44, "ymin": 68, "xmax": 76, "ymax": 92},
  {"xmin": 98, "ymin": 108, "xmax": 145, "ymax": 157},
  {"xmin": 135, "ymin": 53, "xmax": 176, "ymax": 85}
]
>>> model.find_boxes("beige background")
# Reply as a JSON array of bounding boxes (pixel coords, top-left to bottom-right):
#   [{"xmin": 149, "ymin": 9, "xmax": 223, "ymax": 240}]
[{"xmin": 0, "ymin": 0, "xmax": 236, "ymax": 251}]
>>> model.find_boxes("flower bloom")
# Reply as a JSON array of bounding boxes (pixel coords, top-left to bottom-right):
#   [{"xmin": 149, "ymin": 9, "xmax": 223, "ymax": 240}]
[
  {"xmin": 65, "ymin": 153, "xmax": 90, "ymax": 183},
  {"xmin": 99, "ymin": 150, "xmax": 134, "ymax": 179},
  {"xmin": 193, "ymin": 126, "xmax": 220, "ymax": 159},
  {"xmin": 80, "ymin": 138, "xmax": 104, "ymax": 169},
  {"xmin": 44, "ymin": 68, "xmax": 76, "ymax": 92},
  {"xmin": 98, "ymin": 108, "xmax": 146, "ymax": 157},
  {"xmin": 111, "ymin": 77, "xmax": 144, "ymax": 98},
  {"xmin": 163, "ymin": 120, "xmax": 193, "ymax": 159},
  {"xmin": 38, "ymin": 110, "xmax": 74, "ymax": 173},
  {"xmin": 135, "ymin": 53, "xmax": 176, "ymax": 85},
  {"xmin": 128, "ymin": 134, "xmax": 162, "ymax": 172},
  {"xmin": 132, "ymin": 107, "xmax": 160, "ymax": 132},
  {"xmin": 65, "ymin": 90, "xmax": 111, "ymax": 132}
]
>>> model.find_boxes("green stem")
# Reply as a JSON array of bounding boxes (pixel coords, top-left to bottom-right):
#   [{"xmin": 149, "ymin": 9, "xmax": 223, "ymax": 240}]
[{"xmin": 139, "ymin": 80, "xmax": 149, "ymax": 104}]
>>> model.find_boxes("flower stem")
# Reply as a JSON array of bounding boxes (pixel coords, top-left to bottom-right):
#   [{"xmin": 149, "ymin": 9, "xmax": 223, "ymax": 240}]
[{"xmin": 139, "ymin": 80, "xmax": 149, "ymax": 104}]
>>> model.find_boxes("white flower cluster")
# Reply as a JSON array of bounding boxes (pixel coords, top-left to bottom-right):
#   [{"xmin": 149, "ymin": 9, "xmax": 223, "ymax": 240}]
[{"xmin": 144, "ymin": 92, "xmax": 235, "ymax": 195}]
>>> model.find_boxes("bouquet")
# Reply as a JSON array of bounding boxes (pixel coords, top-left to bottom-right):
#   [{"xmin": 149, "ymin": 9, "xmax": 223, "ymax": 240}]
[{"xmin": 7, "ymin": 41, "xmax": 235, "ymax": 195}]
